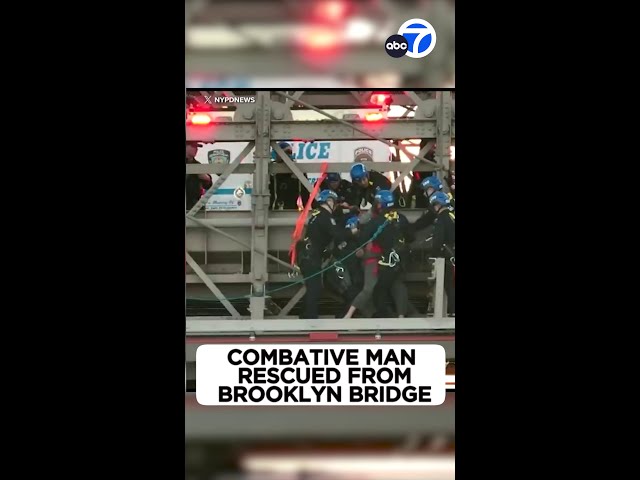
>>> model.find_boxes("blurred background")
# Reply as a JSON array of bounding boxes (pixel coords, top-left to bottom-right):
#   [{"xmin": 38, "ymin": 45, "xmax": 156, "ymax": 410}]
[
  {"xmin": 186, "ymin": 394, "xmax": 455, "ymax": 479},
  {"xmin": 185, "ymin": 0, "xmax": 455, "ymax": 89}
]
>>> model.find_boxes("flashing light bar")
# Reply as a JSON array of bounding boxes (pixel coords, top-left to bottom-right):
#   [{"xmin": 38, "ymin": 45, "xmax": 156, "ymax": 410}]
[
  {"xmin": 313, "ymin": 0, "xmax": 349, "ymax": 23},
  {"xmin": 370, "ymin": 92, "xmax": 393, "ymax": 106},
  {"xmin": 188, "ymin": 113, "xmax": 212, "ymax": 125},
  {"xmin": 365, "ymin": 111, "xmax": 384, "ymax": 122}
]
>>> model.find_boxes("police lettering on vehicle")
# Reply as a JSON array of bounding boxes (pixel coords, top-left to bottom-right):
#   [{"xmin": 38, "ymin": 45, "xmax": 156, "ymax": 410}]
[{"xmin": 294, "ymin": 142, "xmax": 331, "ymax": 160}]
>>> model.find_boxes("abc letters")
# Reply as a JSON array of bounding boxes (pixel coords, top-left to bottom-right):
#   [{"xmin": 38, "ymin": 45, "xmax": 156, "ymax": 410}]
[{"xmin": 386, "ymin": 40, "xmax": 407, "ymax": 50}]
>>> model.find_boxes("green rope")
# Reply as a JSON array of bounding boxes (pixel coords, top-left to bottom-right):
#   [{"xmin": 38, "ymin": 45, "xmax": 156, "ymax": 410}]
[{"xmin": 187, "ymin": 220, "xmax": 390, "ymax": 303}]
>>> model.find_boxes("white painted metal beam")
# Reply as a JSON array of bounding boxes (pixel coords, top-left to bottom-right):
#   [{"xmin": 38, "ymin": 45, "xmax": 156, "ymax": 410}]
[{"xmin": 186, "ymin": 317, "xmax": 454, "ymax": 334}]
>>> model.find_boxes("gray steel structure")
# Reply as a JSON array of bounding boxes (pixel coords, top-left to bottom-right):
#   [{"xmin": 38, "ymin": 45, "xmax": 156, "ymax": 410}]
[{"xmin": 186, "ymin": 90, "xmax": 455, "ymax": 331}]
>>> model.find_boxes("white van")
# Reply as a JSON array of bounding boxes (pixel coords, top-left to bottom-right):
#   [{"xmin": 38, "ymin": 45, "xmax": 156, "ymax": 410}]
[{"xmin": 194, "ymin": 140, "xmax": 394, "ymax": 211}]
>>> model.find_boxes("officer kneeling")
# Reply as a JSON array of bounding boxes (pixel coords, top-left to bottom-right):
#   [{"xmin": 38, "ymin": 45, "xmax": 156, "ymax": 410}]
[{"xmin": 296, "ymin": 189, "xmax": 355, "ymax": 319}]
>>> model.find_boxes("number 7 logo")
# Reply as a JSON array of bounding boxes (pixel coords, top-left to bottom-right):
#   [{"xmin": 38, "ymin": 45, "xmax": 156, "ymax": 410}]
[{"xmin": 398, "ymin": 19, "xmax": 437, "ymax": 59}]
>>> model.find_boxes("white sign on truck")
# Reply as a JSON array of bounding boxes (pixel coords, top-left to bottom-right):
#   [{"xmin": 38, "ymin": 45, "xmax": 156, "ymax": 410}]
[{"xmin": 194, "ymin": 140, "xmax": 393, "ymax": 211}]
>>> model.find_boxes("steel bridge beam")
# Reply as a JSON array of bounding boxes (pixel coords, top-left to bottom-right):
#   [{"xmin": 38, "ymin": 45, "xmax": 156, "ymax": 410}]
[
  {"xmin": 187, "ymin": 91, "xmax": 447, "ymax": 111},
  {"xmin": 186, "ymin": 160, "xmax": 441, "ymax": 175},
  {"xmin": 186, "ymin": 119, "xmax": 455, "ymax": 143},
  {"xmin": 186, "ymin": 253, "xmax": 241, "ymax": 318},
  {"xmin": 186, "ymin": 317, "xmax": 454, "ymax": 335},
  {"xmin": 390, "ymin": 141, "xmax": 435, "ymax": 191},
  {"xmin": 186, "ymin": 209, "xmax": 427, "ymax": 227},
  {"xmin": 185, "ymin": 271, "xmax": 433, "ymax": 284},
  {"xmin": 187, "ymin": 215, "xmax": 299, "ymax": 272},
  {"xmin": 275, "ymin": 91, "xmax": 441, "ymax": 170},
  {"xmin": 271, "ymin": 141, "xmax": 315, "ymax": 192},
  {"xmin": 188, "ymin": 89, "xmax": 434, "ymax": 111},
  {"xmin": 249, "ymin": 92, "xmax": 272, "ymax": 319},
  {"xmin": 435, "ymin": 91, "xmax": 453, "ymax": 185}
]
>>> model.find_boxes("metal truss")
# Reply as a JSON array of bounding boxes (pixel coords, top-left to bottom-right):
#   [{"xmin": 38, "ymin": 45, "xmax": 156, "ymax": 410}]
[
  {"xmin": 185, "ymin": 118, "xmax": 451, "ymax": 143},
  {"xmin": 186, "ymin": 90, "xmax": 454, "ymax": 324},
  {"xmin": 187, "ymin": 90, "xmax": 442, "ymax": 111},
  {"xmin": 187, "ymin": 316, "xmax": 454, "ymax": 335},
  {"xmin": 186, "ymin": 161, "xmax": 439, "ymax": 175},
  {"xmin": 187, "ymin": 209, "xmax": 425, "ymax": 227}
]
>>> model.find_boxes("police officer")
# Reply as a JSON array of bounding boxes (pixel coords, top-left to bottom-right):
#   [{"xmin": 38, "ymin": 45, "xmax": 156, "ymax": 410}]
[
  {"xmin": 323, "ymin": 215, "xmax": 365, "ymax": 316},
  {"xmin": 319, "ymin": 173, "xmax": 359, "ymax": 226},
  {"xmin": 407, "ymin": 172, "xmax": 431, "ymax": 209},
  {"xmin": 269, "ymin": 141, "xmax": 310, "ymax": 210},
  {"xmin": 343, "ymin": 190, "xmax": 410, "ymax": 318},
  {"xmin": 412, "ymin": 175, "xmax": 455, "ymax": 233},
  {"xmin": 296, "ymin": 189, "xmax": 354, "ymax": 319},
  {"xmin": 185, "ymin": 142, "xmax": 213, "ymax": 210},
  {"xmin": 349, "ymin": 163, "xmax": 394, "ymax": 211},
  {"xmin": 368, "ymin": 190, "xmax": 413, "ymax": 317},
  {"xmin": 428, "ymin": 191, "xmax": 455, "ymax": 316},
  {"xmin": 423, "ymin": 174, "xmax": 455, "ymax": 210}
]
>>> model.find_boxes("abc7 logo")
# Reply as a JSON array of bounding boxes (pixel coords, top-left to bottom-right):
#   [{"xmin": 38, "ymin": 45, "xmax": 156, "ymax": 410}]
[{"xmin": 385, "ymin": 19, "xmax": 437, "ymax": 59}]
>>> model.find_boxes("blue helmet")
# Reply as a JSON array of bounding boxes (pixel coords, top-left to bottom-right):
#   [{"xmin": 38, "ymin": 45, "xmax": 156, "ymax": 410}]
[
  {"xmin": 429, "ymin": 191, "xmax": 451, "ymax": 207},
  {"xmin": 374, "ymin": 189, "xmax": 395, "ymax": 208},
  {"xmin": 344, "ymin": 215, "xmax": 359, "ymax": 229},
  {"xmin": 350, "ymin": 163, "xmax": 368, "ymax": 181},
  {"xmin": 326, "ymin": 172, "xmax": 341, "ymax": 183},
  {"xmin": 420, "ymin": 175, "xmax": 443, "ymax": 191},
  {"xmin": 317, "ymin": 189, "xmax": 338, "ymax": 204}
]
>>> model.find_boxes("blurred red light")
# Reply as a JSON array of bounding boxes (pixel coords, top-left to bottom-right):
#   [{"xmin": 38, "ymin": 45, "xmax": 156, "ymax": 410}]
[
  {"xmin": 294, "ymin": 24, "xmax": 344, "ymax": 70},
  {"xmin": 315, "ymin": 0, "xmax": 347, "ymax": 22},
  {"xmin": 365, "ymin": 112, "xmax": 384, "ymax": 122},
  {"xmin": 370, "ymin": 93, "xmax": 391, "ymax": 106},
  {"xmin": 305, "ymin": 28, "xmax": 341, "ymax": 49},
  {"xmin": 189, "ymin": 113, "xmax": 211, "ymax": 125}
]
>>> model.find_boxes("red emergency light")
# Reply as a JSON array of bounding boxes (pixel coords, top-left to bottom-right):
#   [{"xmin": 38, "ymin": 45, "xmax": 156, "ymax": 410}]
[
  {"xmin": 304, "ymin": 27, "xmax": 341, "ymax": 50},
  {"xmin": 369, "ymin": 92, "xmax": 393, "ymax": 107},
  {"xmin": 365, "ymin": 112, "xmax": 384, "ymax": 122},
  {"xmin": 315, "ymin": 0, "xmax": 348, "ymax": 21},
  {"xmin": 294, "ymin": 25, "xmax": 343, "ymax": 69},
  {"xmin": 188, "ymin": 113, "xmax": 211, "ymax": 125}
]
